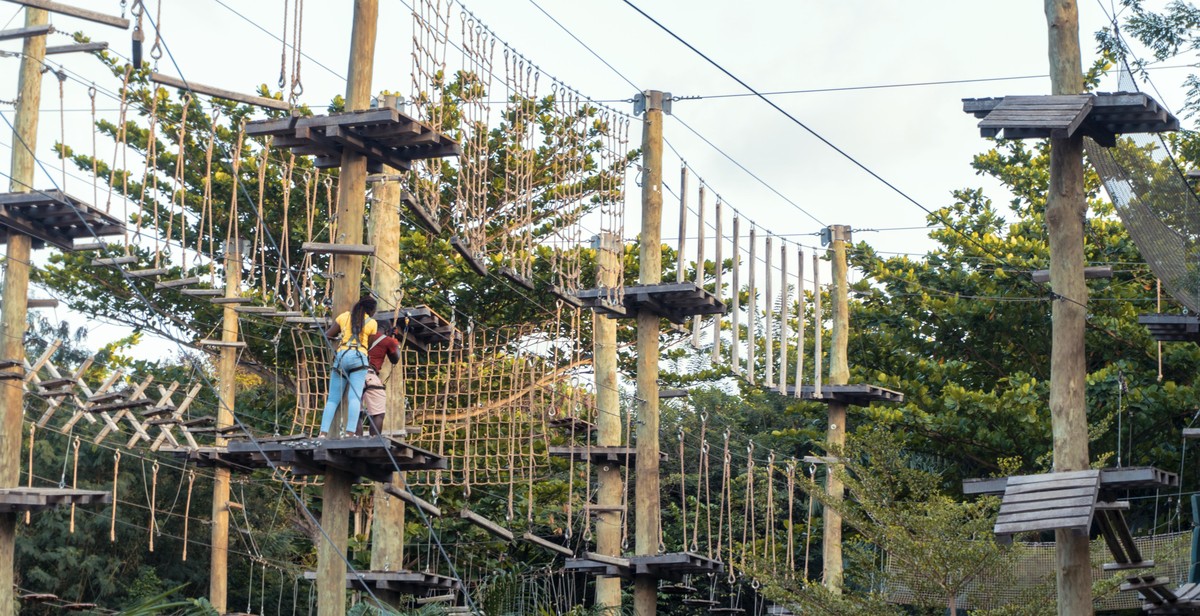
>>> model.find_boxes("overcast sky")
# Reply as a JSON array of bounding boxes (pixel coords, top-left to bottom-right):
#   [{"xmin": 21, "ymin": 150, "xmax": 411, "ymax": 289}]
[{"xmin": 0, "ymin": 0, "xmax": 1194, "ymax": 357}]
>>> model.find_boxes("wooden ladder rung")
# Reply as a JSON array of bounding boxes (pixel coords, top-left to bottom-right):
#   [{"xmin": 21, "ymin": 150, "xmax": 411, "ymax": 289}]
[
  {"xmin": 301, "ymin": 242, "xmax": 375, "ymax": 256},
  {"xmin": 126, "ymin": 267, "xmax": 169, "ymax": 278},
  {"xmin": 91, "ymin": 256, "xmax": 137, "ymax": 266},
  {"xmin": 155, "ymin": 277, "xmax": 201, "ymax": 289}
]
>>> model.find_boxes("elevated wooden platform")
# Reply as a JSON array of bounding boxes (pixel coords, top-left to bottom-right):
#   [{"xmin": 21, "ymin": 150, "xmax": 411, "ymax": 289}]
[
  {"xmin": 784, "ymin": 383, "xmax": 904, "ymax": 405},
  {"xmin": 964, "ymin": 466, "xmax": 1178, "ymax": 495},
  {"xmin": 0, "ymin": 488, "xmax": 110, "ymax": 513},
  {"xmin": 565, "ymin": 552, "xmax": 633, "ymax": 579},
  {"xmin": 1140, "ymin": 581, "xmax": 1200, "ymax": 614},
  {"xmin": 1140, "ymin": 314, "xmax": 1200, "ymax": 343},
  {"xmin": 373, "ymin": 305, "xmax": 459, "ymax": 349},
  {"xmin": 302, "ymin": 570, "xmax": 461, "ymax": 595},
  {"xmin": 963, "ymin": 92, "xmax": 1179, "ymax": 147},
  {"xmin": 172, "ymin": 435, "xmax": 446, "ymax": 482},
  {"xmin": 246, "ymin": 108, "xmax": 461, "ymax": 172},
  {"xmin": 548, "ymin": 445, "xmax": 665, "ymax": 467},
  {"xmin": 629, "ymin": 552, "xmax": 723, "ymax": 582},
  {"xmin": 0, "ymin": 190, "xmax": 123, "ymax": 250},
  {"xmin": 576, "ymin": 282, "xmax": 725, "ymax": 324}
]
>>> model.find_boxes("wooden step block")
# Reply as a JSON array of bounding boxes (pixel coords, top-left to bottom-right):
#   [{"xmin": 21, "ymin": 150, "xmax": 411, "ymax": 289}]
[
  {"xmin": 460, "ymin": 508, "xmax": 514, "ymax": 541},
  {"xmin": 265, "ymin": 311, "xmax": 303, "ymax": 318},
  {"xmin": 91, "ymin": 256, "xmax": 137, "ymax": 266},
  {"xmin": 1183, "ymin": 428, "xmax": 1200, "ymax": 440},
  {"xmin": 155, "ymin": 277, "xmax": 200, "ymax": 289},
  {"xmin": 301, "ymin": 242, "xmax": 375, "ymax": 256},
  {"xmin": 211, "ymin": 297, "xmax": 252, "ymax": 305},
  {"xmin": 198, "ymin": 340, "xmax": 246, "ymax": 348},
  {"xmin": 382, "ymin": 484, "xmax": 442, "ymax": 518},
  {"xmin": 521, "ymin": 532, "xmax": 572, "ymax": 556},
  {"xmin": 26, "ymin": 299, "xmax": 58, "ymax": 308},
  {"xmin": 234, "ymin": 306, "xmax": 277, "ymax": 314},
  {"xmin": 180, "ymin": 288, "xmax": 224, "ymax": 297},
  {"xmin": 127, "ymin": 267, "xmax": 169, "ymax": 278},
  {"xmin": 72, "ymin": 243, "xmax": 104, "ymax": 251}
]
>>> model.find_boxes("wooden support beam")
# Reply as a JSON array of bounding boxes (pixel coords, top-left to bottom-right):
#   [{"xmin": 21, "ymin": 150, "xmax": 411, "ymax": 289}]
[
  {"xmin": 44, "ymin": 41, "xmax": 107, "ymax": 54},
  {"xmin": 6, "ymin": 0, "xmax": 128, "ymax": 28},
  {"xmin": 0, "ymin": 24, "xmax": 52, "ymax": 42},
  {"xmin": 149, "ymin": 72, "xmax": 291, "ymax": 111}
]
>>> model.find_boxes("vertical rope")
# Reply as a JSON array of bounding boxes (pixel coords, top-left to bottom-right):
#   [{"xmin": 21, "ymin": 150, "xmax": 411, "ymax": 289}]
[
  {"xmin": 747, "ymin": 228, "xmax": 757, "ymax": 384},
  {"xmin": 148, "ymin": 461, "xmax": 159, "ymax": 552},
  {"xmin": 676, "ymin": 166, "xmax": 688, "ymax": 283},
  {"xmin": 786, "ymin": 459, "xmax": 796, "ymax": 577},
  {"xmin": 70, "ymin": 436, "xmax": 80, "ymax": 533},
  {"xmin": 25, "ymin": 423, "xmax": 35, "ymax": 524},
  {"xmin": 804, "ymin": 464, "xmax": 816, "ymax": 580},
  {"xmin": 110, "ymin": 451, "xmax": 121, "ymax": 542},
  {"xmin": 679, "ymin": 427, "xmax": 687, "ymax": 550},
  {"xmin": 183, "ymin": 469, "xmax": 194, "ymax": 561}
]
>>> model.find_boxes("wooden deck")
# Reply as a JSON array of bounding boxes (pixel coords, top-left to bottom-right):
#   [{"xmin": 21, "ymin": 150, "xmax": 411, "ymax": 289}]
[
  {"xmin": 963, "ymin": 92, "xmax": 1179, "ymax": 146},
  {"xmin": 964, "ymin": 466, "xmax": 1179, "ymax": 495},
  {"xmin": 992, "ymin": 470, "xmax": 1102, "ymax": 538},
  {"xmin": 565, "ymin": 552, "xmax": 633, "ymax": 579},
  {"xmin": 373, "ymin": 305, "xmax": 459, "ymax": 349},
  {"xmin": 0, "ymin": 488, "xmax": 110, "ymax": 513},
  {"xmin": 548, "ymin": 445, "xmax": 665, "ymax": 467},
  {"xmin": 0, "ymin": 190, "xmax": 123, "ymax": 251},
  {"xmin": 302, "ymin": 570, "xmax": 461, "ymax": 595},
  {"xmin": 784, "ymin": 383, "xmax": 905, "ymax": 405},
  {"xmin": 246, "ymin": 108, "xmax": 461, "ymax": 172},
  {"xmin": 1139, "ymin": 314, "xmax": 1200, "ymax": 343},
  {"xmin": 171, "ymin": 435, "xmax": 446, "ymax": 482},
  {"xmin": 576, "ymin": 282, "xmax": 726, "ymax": 324},
  {"xmin": 629, "ymin": 551, "xmax": 723, "ymax": 582}
]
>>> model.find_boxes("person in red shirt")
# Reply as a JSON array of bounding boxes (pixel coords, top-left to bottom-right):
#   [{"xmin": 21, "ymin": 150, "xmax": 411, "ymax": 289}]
[{"xmin": 359, "ymin": 328, "xmax": 402, "ymax": 435}]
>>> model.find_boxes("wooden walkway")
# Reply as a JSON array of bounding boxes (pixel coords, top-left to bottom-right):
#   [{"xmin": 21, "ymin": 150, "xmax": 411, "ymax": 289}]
[
  {"xmin": 0, "ymin": 190, "xmax": 123, "ymax": 250},
  {"xmin": 963, "ymin": 92, "xmax": 1179, "ymax": 146},
  {"xmin": 0, "ymin": 488, "xmax": 110, "ymax": 513},
  {"xmin": 576, "ymin": 282, "xmax": 726, "ymax": 324}
]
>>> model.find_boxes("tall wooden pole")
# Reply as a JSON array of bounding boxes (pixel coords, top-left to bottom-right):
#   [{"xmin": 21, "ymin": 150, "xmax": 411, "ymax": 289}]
[
  {"xmin": 823, "ymin": 224, "xmax": 850, "ymax": 593},
  {"xmin": 319, "ymin": 2, "xmax": 378, "ymax": 614},
  {"xmin": 0, "ymin": 7, "xmax": 47, "ymax": 614},
  {"xmin": 1044, "ymin": 1, "xmax": 1092, "ymax": 614},
  {"xmin": 210, "ymin": 238, "xmax": 242, "ymax": 613},
  {"xmin": 593, "ymin": 232, "xmax": 623, "ymax": 611},
  {"xmin": 368, "ymin": 162, "xmax": 405, "ymax": 600},
  {"xmin": 634, "ymin": 90, "xmax": 665, "ymax": 616}
]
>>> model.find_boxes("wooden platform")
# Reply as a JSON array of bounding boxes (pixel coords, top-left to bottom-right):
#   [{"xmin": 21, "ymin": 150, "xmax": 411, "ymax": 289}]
[
  {"xmin": 565, "ymin": 552, "xmax": 633, "ymax": 579},
  {"xmin": 373, "ymin": 305, "xmax": 459, "ymax": 350},
  {"xmin": 1140, "ymin": 581, "xmax": 1200, "ymax": 614},
  {"xmin": 628, "ymin": 551, "xmax": 723, "ymax": 582},
  {"xmin": 173, "ymin": 436, "xmax": 446, "ymax": 482},
  {"xmin": 548, "ymin": 445, "xmax": 665, "ymax": 467},
  {"xmin": 302, "ymin": 570, "xmax": 461, "ymax": 595},
  {"xmin": 993, "ymin": 470, "xmax": 1102, "ymax": 538},
  {"xmin": 962, "ymin": 92, "xmax": 1179, "ymax": 146},
  {"xmin": 576, "ymin": 282, "xmax": 726, "ymax": 324},
  {"xmin": 0, "ymin": 190, "xmax": 123, "ymax": 250},
  {"xmin": 246, "ymin": 108, "xmax": 461, "ymax": 172},
  {"xmin": 0, "ymin": 488, "xmax": 110, "ymax": 513},
  {"xmin": 1140, "ymin": 314, "xmax": 1200, "ymax": 343},
  {"xmin": 784, "ymin": 383, "xmax": 905, "ymax": 405},
  {"xmin": 964, "ymin": 466, "xmax": 1179, "ymax": 495}
]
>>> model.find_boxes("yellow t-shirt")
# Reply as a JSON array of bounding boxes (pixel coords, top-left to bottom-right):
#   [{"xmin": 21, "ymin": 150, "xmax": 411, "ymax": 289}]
[{"xmin": 335, "ymin": 311, "xmax": 377, "ymax": 352}]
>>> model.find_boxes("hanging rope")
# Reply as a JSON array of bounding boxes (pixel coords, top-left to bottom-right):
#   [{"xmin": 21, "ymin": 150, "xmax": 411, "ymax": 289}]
[
  {"xmin": 182, "ymin": 469, "xmax": 194, "ymax": 561},
  {"xmin": 148, "ymin": 460, "xmax": 159, "ymax": 552},
  {"xmin": 786, "ymin": 459, "xmax": 796, "ymax": 577},
  {"xmin": 70, "ymin": 436, "xmax": 80, "ymax": 534},
  {"xmin": 25, "ymin": 423, "xmax": 35, "ymax": 525},
  {"xmin": 804, "ymin": 463, "xmax": 816, "ymax": 580},
  {"xmin": 679, "ymin": 427, "xmax": 687, "ymax": 551},
  {"xmin": 110, "ymin": 451, "xmax": 121, "ymax": 542}
]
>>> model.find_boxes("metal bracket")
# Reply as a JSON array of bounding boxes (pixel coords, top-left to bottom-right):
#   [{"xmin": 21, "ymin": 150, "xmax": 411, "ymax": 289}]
[
  {"xmin": 820, "ymin": 224, "xmax": 852, "ymax": 246},
  {"xmin": 633, "ymin": 90, "xmax": 672, "ymax": 116}
]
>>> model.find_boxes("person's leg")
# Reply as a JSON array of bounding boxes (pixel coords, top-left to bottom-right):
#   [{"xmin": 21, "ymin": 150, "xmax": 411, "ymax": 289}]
[
  {"xmin": 343, "ymin": 352, "xmax": 368, "ymax": 434},
  {"xmin": 361, "ymin": 373, "xmax": 385, "ymax": 435},
  {"xmin": 367, "ymin": 413, "xmax": 384, "ymax": 436},
  {"xmin": 318, "ymin": 351, "xmax": 348, "ymax": 436}
]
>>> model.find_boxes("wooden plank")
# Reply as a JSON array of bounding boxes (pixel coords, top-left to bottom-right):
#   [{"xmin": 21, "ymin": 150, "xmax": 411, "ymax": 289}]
[
  {"xmin": 301, "ymin": 242, "xmax": 375, "ymax": 256},
  {"xmin": 91, "ymin": 256, "xmax": 137, "ymax": 266},
  {"xmin": 999, "ymin": 495, "xmax": 1097, "ymax": 514},
  {"xmin": 198, "ymin": 340, "xmax": 246, "ymax": 348},
  {"xmin": 1001, "ymin": 486, "xmax": 1098, "ymax": 504},
  {"xmin": 459, "ymin": 508, "xmax": 514, "ymax": 541},
  {"xmin": 521, "ymin": 532, "xmax": 572, "ymax": 556},
  {"xmin": 149, "ymin": 72, "xmax": 290, "ymax": 111},
  {"xmin": 6, "ymin": 0, "xmax": 129, "ymax": 28},
  {"xmin": 996, "ymin": 505, "xmax": 1094, "ymax": 525},
  {"xmin": 155, "ymin": 277, "xmax": 200, "ymax": 289},
  {"xmin": 210, "ymin": 297, "xmax": 252, "ymax": 305},
  {"xmin": 179, "ymin": 288, "xmax": 224, "ymax": 297},
  {"xmin": 995, "ymin": 516, "xmax": 1091, "ymax": 534},
  {"xmin": 381, "ymin": 484, "xmax": 441, "ymax": 517},
  {"xmin": 233, "ymin": 306, "xmax": 277, "ymax": 314},
  {"xmin": 25, "ymin": 298, "xmax": 57, "ymax": 308},
  {"xmin": 0, "ymin": 24, "xmax": 53, "ymax": 42},
  {"xmin": 126, "ymin": 267, "xmax": 169, "ymax": 278},
  {"xmin": 44, "ymin": 41, "xmax": 108, "ymax": 55}
]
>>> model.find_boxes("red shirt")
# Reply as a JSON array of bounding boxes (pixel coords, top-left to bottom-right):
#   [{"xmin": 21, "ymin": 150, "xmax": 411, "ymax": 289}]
[{"xmin": 366, "ymin": 332, "xmax": 401, "ymax": 372}]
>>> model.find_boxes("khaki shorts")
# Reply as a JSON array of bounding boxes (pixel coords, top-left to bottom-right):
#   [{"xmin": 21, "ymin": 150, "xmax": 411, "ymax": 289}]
[{"xmin": 363, "ymin": 371, "xmax": 386, "ymax": 418}]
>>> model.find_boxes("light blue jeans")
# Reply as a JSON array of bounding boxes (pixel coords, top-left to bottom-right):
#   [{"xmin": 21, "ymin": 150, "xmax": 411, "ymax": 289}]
[{"xmin": 319, "ymin": 349, "xmax": 368, "ymax": 435}]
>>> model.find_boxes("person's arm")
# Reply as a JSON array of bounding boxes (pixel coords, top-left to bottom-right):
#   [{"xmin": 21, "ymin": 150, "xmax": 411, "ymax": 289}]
[
  {"xmin": 387, "ymin": 340, "xmax": 401, "ymax": 365},
  {"xmin": 325, "ymin": 320, "xmax": 341, "ymax": 340}
]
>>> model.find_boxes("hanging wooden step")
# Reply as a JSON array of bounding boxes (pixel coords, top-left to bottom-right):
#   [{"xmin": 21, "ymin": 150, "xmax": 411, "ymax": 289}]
[
  {"xmin": 682, "ymin": 599, "xmax": 719, "ymax": 607},
  {"xmin": 450, "ymin": 236, "xmax": 488, "ymax": 276},
  {"xmin": 45, "ymin": 41, "xmax": 108, "ymax": 55},
  {"xmin": 285, "ymin": 316, "xmax": 328, "ymax": 324},
  {"xmin": 155, "ymin": 277, "xmax": 200, "ymax": 289},
  {"xmin": 265, "ymin": 311, "xmax": 303, "ymax": 318},
  {"xmin": 416, "ymin": 594, "xmax": 456, "ymax": 605},
  {"xmin": 91, "ymin": 256, "xmax": 137, "ymax": 266},
  {"xmin": 709, "ymin": 608, "xmax": 746, "ymax": 614},
  {"xmin": 382, "ymin": 483, "xmax": 442, "ymax": 517},
  {"xmin": 26, "ymin": 299, "xmax": 58, "ymax": 308},
  {"xmin": 552, "ymin": 286, "xmax": 584, "ymax": 309},
  {"xmin": 126, "ymin": 267, "xmax": 169, "ymax": 278},
  {"xmin": 521, "ymin": 532, "xmax": 573, "ymax": 557},
  {"xmin": 7, "ymin": 0, "xmax": 130, "ymax": 29},
  {"xmin": 630, "ymin": 551, "xmax": 724, "ymax": 581},
  {"xmin": 660, "ymin": 583, "xmax": 695, "ymax": 594},
  {"xmin": 660, "ymin": 388, "xmax": 688, "ymax": 399},
  {"xmin": 198, "ymin": 340, "xmax": 246, "ymax": 349},
  {"xmin": 401, "ymin": 190, "xmax": 441, "ymax": 234},
  {"xmin": 234, "ymin": 306, "xmax": 277, "ymax": 314},
  {"xmin": 459, "ymin": 508, "xmax": 514, "ymax": 541},
  {"xmin": 1096, "ymin": 503, "xmax": 1156, "ymax": 571},
  {"xmin": 211, "ymin": 297, "xmax": 253, "ymax": 305},
  {"xmin": 71, "ymin": 242, "xmax": 104, "ymax": 251},
  {"xmin": 180, "ymin": 288, "xmax": 224, "ymax": 297},
  {"xmin": 149, "ymin": 72, "xmax": 291, "ymax": 112},
  {"xmin": 301, "ymin": 242, "xmax": 375, "ymax": 256},
  {"xmin": 565, "ymin": 552, "xmax": 633, "ymax": 578},
  {"xmin": 0, "ymin": 24, "xmax": 53, "ymax": 42},
  {"xmin": 499, "ymin": 267, "xmax": 535, "ymax": 292}
]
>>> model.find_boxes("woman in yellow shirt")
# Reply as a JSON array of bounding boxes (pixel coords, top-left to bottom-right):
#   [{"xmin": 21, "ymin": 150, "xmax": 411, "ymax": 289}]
[{"xmin": 318, "ymin": 295, "xmax": 378, "ymax": 438}]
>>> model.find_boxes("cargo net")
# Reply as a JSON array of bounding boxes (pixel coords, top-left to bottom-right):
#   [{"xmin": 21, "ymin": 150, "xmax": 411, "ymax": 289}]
[
  {"xmin": 290, "ymin": 326, "xmax": 331, "ymax": 436},
  {"xmin": 1087, "ymin": 65, "xmax": 1200, "ymax": 312},
  {"xmin": 404, "ymin": 317, "xmax": 592, "ymax": 490},
  {"xmin": 884, "ymin": 531, "xmax": 1190, "ymax": 611}
]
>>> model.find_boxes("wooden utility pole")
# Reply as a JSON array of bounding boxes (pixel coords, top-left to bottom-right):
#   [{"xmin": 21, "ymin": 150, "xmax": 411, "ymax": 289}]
[
  {"xmin": 593, "ymin": 232, "xmax": 623, "ymax": 611},
  {"xmin": 634, "ymin": 89, "xmax": 666, "ymax": 616},
  {"xmin": 210, "ymin": 238, "xmax": 243, "ymax": 613},
  {"xmin": 0, "ymin": 7, "xmax": 47, "ymax": 614},
  {"xmin": 318, "ymin": 1, "xmax": 378, "ymax": 614},
  {"xmin": 368, "ymin": 157, "xmax": 405, "ymax": 599},
  {"xmin": 1044, "ymin": 1, "xmax": 1092, "ymax": 614},
  {"xmin": 823, "ymin": 224, "xmax": 850, "ymax": 593}
]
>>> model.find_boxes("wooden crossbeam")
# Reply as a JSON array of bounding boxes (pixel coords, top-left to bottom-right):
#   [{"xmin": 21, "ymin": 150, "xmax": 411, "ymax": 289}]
[
  {"xmin": 0, "ymin": 24, "xmax": 53, "ymax": 42},
  {"xmin": 149, "ymin": 72, "xmax": 291, "ymax": 111},
  {"xmin": 7, "ymin": 0, "xmax": 129, "ymax": 28},
  {"xmin": 44, "ymin": 41, "xmax": 107, "ymax": 54}
]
